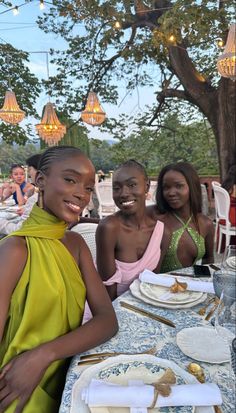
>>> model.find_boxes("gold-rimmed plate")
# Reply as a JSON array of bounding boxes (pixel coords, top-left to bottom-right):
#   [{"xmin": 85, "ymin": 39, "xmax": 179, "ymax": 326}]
[
  {"xmin": 130, "ymin": 280, "xmax": 207, "ymax": 309},
  {"xmin": 140, "ymin": 282, "xmax": 203, "ymax": 305}
]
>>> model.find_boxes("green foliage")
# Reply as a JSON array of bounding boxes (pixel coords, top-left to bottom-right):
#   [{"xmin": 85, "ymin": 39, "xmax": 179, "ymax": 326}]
[
  {"xmin": 89, "ymin": 139, "xmax": 115, "ymax": 172},
  {"xmin": 0, "ymin": 44, "xmax": 41, "ymax": 145},
  {"xmin": 0, "ymin": 141, "xmax": 40, "ymax": 174},
  {"xmin": 110, "ymin": 114, "xmax": 219, "ymax": 176}
]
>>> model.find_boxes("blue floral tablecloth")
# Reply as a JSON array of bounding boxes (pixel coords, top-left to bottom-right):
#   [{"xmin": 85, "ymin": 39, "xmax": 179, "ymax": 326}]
[{"xmin": 59, "ymin": 277, "xmax": 235, "ymax": 413}]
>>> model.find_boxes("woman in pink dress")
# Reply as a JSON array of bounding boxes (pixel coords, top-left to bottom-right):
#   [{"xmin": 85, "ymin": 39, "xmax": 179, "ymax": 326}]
[{"xmin": 96, "ymin": 160, "xmax": 170, "ymax": 300}]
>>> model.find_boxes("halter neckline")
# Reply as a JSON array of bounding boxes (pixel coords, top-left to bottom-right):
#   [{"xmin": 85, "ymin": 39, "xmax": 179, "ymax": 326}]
[{"xmin": 173, "ymin": 212, "xmax": 193, "ymax": 227}]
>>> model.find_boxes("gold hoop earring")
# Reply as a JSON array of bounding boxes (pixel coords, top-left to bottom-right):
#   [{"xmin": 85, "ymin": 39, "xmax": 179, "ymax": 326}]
[{"xmin": 38, "ymin": 190, "xmax": 44, "ymax": 209}]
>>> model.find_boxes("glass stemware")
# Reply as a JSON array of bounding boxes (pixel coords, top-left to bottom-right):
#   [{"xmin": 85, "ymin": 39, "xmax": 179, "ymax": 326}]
[
  {"xmin": 215, "ymin": 291, "xmax": 236, "ymax": 388},
  {"xmin": 221, "ymin": 245, "xmax": 236, "ymax": 272}
]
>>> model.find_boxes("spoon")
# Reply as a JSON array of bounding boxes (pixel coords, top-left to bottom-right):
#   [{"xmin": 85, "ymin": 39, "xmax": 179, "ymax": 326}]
[{"xmin": 187, "ymin": 363, "xmax": 222, "ymax": 413}]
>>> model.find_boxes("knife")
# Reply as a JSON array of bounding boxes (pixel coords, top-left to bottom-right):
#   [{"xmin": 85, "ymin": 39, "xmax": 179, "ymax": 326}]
[{"xmin": 120, "ymin": 301, "xmax": 176, "ymax": 328}]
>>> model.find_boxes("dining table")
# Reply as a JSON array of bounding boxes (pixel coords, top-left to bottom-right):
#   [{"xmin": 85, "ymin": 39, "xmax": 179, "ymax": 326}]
[{"xmin": 59, "ymin": 267, "xmax": 235, "ymax": 413}]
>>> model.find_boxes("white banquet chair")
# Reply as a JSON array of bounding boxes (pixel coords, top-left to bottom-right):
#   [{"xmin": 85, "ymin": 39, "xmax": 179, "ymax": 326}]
[
  {"xmin": 212, "ymin": 184, "xmax": 236, "ymax": 253},
  {"xmin": 94, "ymin": 179, "xmax": 118, "ymax": 218},
  {"xmin": 71, "ymin": 223, "xmax": 98, "ymax": 261}
]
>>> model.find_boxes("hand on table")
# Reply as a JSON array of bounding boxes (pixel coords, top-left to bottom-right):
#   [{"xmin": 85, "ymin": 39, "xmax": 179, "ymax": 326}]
[{"xmin": 0, "ymin": 348, "xmax": 48, "ymax": 413}]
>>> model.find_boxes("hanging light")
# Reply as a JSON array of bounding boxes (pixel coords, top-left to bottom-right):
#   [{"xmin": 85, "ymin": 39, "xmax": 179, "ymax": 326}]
[
  {"xmin": 13, "ymin": 6, "xmax": 19, "ymax": 16},
  {"xmin": 35, "ymin": 102, "xmax": 66, "ymax": 146},
  {"xmin": 39, "ymin": 0, "xmax": 45, "ymax": 10},
  {"xmin": 81, "ymin": 91, "xmax": 106, "ymax": 126},
  {"xmin": 0, "ymin": 89, "xmax": 25, "ymax": 124},
  {"xmin": 217, "ymin": 23, "xmax": 236, "ymax": 81}
]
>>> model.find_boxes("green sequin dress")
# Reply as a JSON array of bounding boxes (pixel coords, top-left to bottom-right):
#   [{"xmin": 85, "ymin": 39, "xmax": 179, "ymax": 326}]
[{"xmin": 161, "ymin": 214, "xmax": 205, "ymax": 273}]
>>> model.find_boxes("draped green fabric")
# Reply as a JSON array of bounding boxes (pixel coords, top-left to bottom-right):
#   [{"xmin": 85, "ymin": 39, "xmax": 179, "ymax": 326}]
[{"xmin": 0, "ymin": 205, "xmax": 86, "ymax": 412}]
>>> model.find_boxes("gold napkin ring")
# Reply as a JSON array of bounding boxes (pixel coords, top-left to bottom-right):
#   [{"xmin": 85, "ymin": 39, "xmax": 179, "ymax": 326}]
[{"xmin": 149, "ymin": 368, "xmax": 176, "ymax": 409}]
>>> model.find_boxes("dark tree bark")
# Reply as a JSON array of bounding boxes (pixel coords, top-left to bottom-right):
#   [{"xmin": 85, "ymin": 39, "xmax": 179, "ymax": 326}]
[{"xmin": 132, "ymin": 0, "xmax": 236, "ymax": 179}]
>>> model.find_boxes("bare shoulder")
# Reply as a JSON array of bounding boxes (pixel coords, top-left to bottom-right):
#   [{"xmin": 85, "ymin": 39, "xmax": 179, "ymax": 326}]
[
  {"xmin": 0, "ymin": 236, "xmax": 28, "ymax": 287},
  {"xmin": 198, "ymin": 213, "xmax": 214, "ymax": 234},
  {"xmin": 0, "ymin": 236, "xmax": 27, "ymax": 261},
  {"xmin": 97, "ymin": 214, "xmax": 120, "ymax": 233}
]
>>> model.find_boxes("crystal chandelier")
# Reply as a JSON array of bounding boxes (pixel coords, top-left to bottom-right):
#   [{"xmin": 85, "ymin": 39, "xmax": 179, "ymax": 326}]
[
  {"xmin": 0, "ymin": 89, "xmax": 25, "ymax": 124},
  {"xmin": 81, "ymin": 91, "xmax": 106, "ymax": 126},
  {"xmin": 217, "ymin": 23, "xmax": 236, "ymax": 81},
  {"xmin": 35, "ymin": 102, "xmax": 66, "ymax": 146}
]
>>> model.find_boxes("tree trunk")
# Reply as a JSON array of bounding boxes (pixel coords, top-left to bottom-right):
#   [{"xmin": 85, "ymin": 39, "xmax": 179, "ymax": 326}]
[{"xmin": 168, "ymin": 45, "xmax": 236, "ymax": 180}]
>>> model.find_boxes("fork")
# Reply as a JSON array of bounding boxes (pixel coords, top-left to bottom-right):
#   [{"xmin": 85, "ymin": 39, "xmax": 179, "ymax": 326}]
[
  {"xmin": 78, "ymin": 346, "xmax": 156, "ymax": 365},
  {"xmin": 198, "ymin": 297, "xmax": 216, "ymax": 316}
]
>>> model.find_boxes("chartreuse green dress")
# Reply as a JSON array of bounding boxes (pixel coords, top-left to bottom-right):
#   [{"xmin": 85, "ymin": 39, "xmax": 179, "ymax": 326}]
[
  {"xmin": 160, "ymin": 214, "xmax": 205, "ymax": 273},
  {"xmin": 0, "ymin": 205, "xmax": 86, "ymax": 413}
]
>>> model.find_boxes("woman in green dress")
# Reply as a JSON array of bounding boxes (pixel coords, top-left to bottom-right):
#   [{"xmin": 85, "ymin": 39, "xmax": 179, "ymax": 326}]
[
  {"xmin": 148, "ymin": 162, "xmax": 214, "ymax": 273},
  {"xmin": 0, "ymin": 146, "xmax": 118, "ymax": 413}
]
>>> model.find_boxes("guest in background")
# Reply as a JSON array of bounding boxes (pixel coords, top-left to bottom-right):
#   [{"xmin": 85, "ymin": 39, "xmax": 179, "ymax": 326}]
[
  {"xmin": 0, "ymin": 146, "xmax": 118, "ymax": 413},
  {"xmin": 150, "ymin": 162, "xmax": 214, "ymax": 272},
  {"xmin": 0, "ymin": 164, "xmax": 34, "ymax": 206},
  {"xmin": 96, "ymin": 159, "xmax": 169, "ymax": 301},
  {"xmin": 0, "ymin": 154, "xmax": 41, "ymax": 235}
]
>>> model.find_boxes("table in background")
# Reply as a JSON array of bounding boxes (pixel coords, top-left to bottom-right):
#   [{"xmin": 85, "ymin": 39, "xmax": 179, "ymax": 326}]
[{"xmin": 59, "ymin": 286, "xmax": 235, "ymax": 413}]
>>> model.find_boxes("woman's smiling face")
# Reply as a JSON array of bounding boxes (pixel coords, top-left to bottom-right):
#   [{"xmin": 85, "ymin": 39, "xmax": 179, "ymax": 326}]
[
  {"xmin": 37, "ymin": 154, "xmax": 95, "ymax": 222},
  {"xmin": 162, "ymin": 170, "xmax": 190, "ymax": 210},
  {"xmin": 112, "ymin": 166, "xmax": 149, "ymax": 214}
]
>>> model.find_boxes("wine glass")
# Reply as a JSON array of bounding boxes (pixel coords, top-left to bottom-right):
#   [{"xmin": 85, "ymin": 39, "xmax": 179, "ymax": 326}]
[
  {"xmin": 221, "ymin": 245, "xmax": 236, "ymax": 272},
  {"xmin": 215, "ymin": 290, "xmax": 236, "ymax": 388},
  {"xmin": 213, "ymin": 270, "xmax": 236, "ymax": 300}
]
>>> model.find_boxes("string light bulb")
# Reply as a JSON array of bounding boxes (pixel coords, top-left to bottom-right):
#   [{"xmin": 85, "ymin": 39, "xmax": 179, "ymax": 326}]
[
  {"xmin": 13, "ymin": 6, "xmax": 19, "ymax": 16},
  {"xmin": 114, "ymin": 21, "xmax": 122, "ymax": 29},
  {"xmin": 168, "ymin": 34, "xmax": 176, "ymax": 43},
  {"xmin": 217, "ymin": 39, "xmax": 224, "ymax": 48},
  {"xmin": 39, "ymin": 0, "xmax": 45, "ymax": 10}
]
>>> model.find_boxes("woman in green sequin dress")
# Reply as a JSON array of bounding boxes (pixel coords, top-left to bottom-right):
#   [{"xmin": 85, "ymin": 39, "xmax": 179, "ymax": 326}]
[{"xmin": 148, "ymin": 162, "xmax": 214, "ymax": 273}]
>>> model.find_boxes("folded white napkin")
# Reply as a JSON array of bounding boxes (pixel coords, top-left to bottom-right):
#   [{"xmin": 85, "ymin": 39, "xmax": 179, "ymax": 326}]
[
  {"xmin": 139, "ymin": 270, "xmax": 214, "ymax": 294},
  {"xmin": 81, "ymin": 379, "xmax": 222, "ymax": 408}
]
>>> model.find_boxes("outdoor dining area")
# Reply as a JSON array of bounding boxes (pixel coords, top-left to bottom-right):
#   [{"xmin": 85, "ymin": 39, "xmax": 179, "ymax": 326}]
[{"xmin": 1, "ymin": 2, "xmax": 236, "ymax": 413}]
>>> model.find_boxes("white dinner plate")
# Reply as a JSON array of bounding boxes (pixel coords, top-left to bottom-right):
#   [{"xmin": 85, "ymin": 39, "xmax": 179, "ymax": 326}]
[
  {"xmin": 176, "ymin": 327, "xmax": 230, "ymax": 364},
  {"xmin": 140, "ymin": 282, "xmax": 203, "ymax": 304},
  {"xmin": 130, "ymin": 280, "xmax": 207, "ymax": 309},
  {"xmin": 71, "ymin": 354, "xmax": 213, "ymax": 413},
  {"xmin": 0, "ymin": 205, "xmax": 7, "ymax": 210}
]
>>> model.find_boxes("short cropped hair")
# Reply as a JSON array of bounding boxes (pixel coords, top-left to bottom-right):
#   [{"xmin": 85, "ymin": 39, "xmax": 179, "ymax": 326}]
[{"xmin": 115, "ymin": 159, "xmax": 149, "ymax": 181}]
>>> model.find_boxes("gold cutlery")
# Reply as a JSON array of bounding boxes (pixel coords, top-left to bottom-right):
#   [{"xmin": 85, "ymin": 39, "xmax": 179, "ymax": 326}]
[
  {"xmin": 80, "ymin": 346, "xmax": 156, "ymax": 361},
  {"xmin": 198, "ymin": 297, "xmax": 216, "ymax": 316},
  {"xmin": 78, "ymin": 347, "xmax": 156, "ymax": 365},
  {"xmin": 187, "ymin": 363, "xmax": 223, "ymax": 413},
  {"xmin": 120, "ymin": 301, "xmax": 176, "ymax": 328},
  {"xmin": 205, "ymin": 298, "xmax": 219, "ymax": 321}
]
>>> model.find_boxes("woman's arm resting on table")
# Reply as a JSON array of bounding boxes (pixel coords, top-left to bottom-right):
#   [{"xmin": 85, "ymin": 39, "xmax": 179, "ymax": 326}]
[
  {"xmin": 0, "ymin": 235, "xmax": 118, "ymax": 413},
  {"xmin": 96, "ymin": 218, "xmax": 119, "ymax": 300}
]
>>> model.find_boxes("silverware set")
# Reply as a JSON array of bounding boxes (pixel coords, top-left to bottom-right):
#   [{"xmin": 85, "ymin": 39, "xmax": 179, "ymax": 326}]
[
  {"xmin": 77, "ymin": 346, "xmax": 156, "ymax": 366},
  {"xmin": 120, "ymin": 301, "xmax": 176, "ymax": 328}
]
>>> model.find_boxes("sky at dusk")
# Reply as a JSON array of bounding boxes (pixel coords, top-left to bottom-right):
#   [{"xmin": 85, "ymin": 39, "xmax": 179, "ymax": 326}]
[{"xmin": 0, "ymin": 1, "xmax": 159, "ymax": 140}]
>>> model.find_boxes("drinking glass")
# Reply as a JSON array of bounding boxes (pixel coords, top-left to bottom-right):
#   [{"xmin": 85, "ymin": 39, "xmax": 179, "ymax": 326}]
[
  {"xmin": 221, "ymin": 245, "xmax": 236, "ymax": 272},
  {"xmin": 213, "ymin": 267, "xmax": 236, "ymax": 300},
  {"xmin": 215, "ymin": 290, "xmax": 236, "ymax": 388}
]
